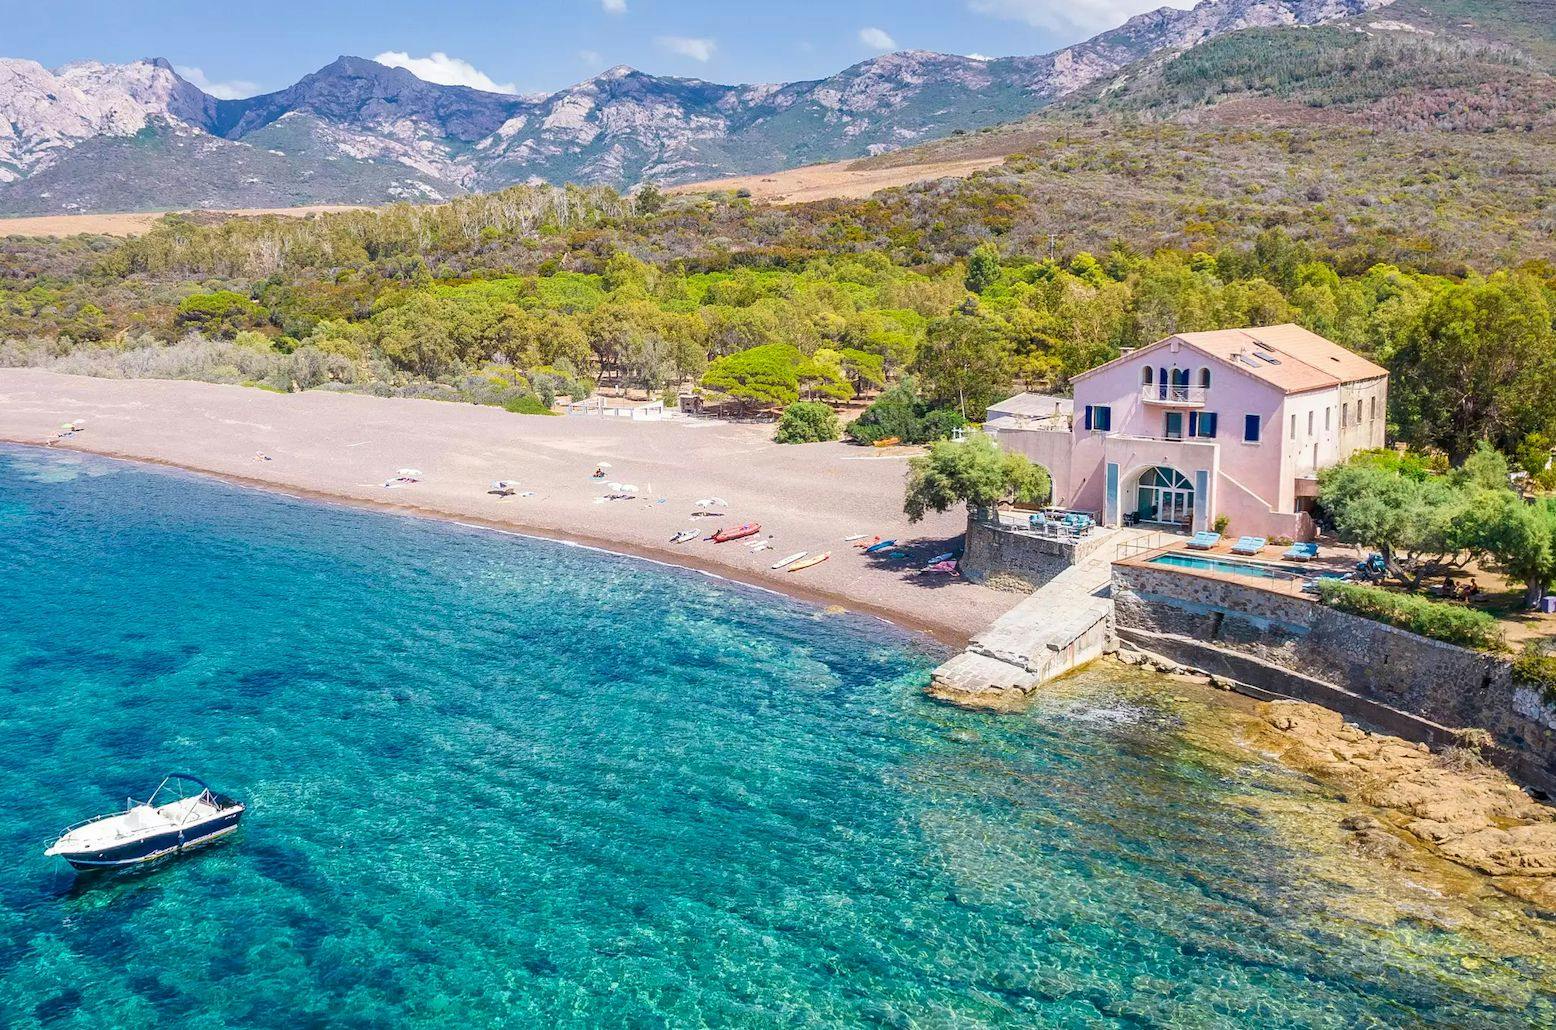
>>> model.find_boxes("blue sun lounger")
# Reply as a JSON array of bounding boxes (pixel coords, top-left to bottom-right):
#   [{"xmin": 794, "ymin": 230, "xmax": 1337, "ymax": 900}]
[
  {"xmin": 1186, "ymin": 531, "xmax": 1221, "ymax": 550},
  {"xmin": 1283, "ymin": 542, "xmax": 1318, "ymax": 562},
  {"xmin": 1231, "ymin": 536, "xmax": 1267, "ymax": 555}
]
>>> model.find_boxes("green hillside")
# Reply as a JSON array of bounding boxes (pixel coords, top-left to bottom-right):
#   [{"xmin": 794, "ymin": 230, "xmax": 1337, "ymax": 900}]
[{"xmin": 1063, "ymin": 11, "xmax": 1555, "ymax": 132}]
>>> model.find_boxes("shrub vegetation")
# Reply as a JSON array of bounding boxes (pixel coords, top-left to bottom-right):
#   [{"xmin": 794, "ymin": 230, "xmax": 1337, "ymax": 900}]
[
  {"xmin": 1315, "ymin": 580, "xmax": 1505, "ymax": 651},
  {"xmin": 774, "ymin": 401, "xmax": 841, "ymax": 444}
]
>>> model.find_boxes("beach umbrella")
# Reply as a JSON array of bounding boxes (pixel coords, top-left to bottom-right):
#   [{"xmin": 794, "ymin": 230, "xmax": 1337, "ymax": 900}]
[
  {"xmin": 596, "ymin": 462, "xmax": 614, "ymax": 469},
  {"xmin": 398, "ymin": 468, "xmax": 422, "ymax": 477},
  {"xmin": 608, "ymin": 481, "xmax": 624, "ymax": 492},
  {"xmin": 621, "ymin": 484, "xmax": 639, "ymax": 493}
]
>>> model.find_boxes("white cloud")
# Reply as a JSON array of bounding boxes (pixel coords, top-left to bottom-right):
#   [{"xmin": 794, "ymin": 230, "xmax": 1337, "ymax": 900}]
[
  {"xmin": 174, "ymin": 65, "xmax": 259, "ymax": 100},
  {"xmin": 601, "ymin": 0, "xmax": 627, "ymax": 12},
  {"xmin": 967, "ymin": 0, "xmax": 1195, "ymax": 35},
  {"xmin": 371, "ymin": 51, "xmax": 516, "ymax": 93},
  {"xmin": 579, "ymin": 49, "xmax": 604, "ymax": 67},
  {"xmin": 655, "ymin": 36, "xmax": 717, "ymax": 62},
  {"xmin": 859, "ymin": 27, "xmax": 897, "ymax": 50}
]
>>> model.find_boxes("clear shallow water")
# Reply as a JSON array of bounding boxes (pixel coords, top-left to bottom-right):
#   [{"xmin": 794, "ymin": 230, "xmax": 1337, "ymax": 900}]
[{"xmin": 1, "ymin": 444, "xmax": 1552, "ymax": 1028}]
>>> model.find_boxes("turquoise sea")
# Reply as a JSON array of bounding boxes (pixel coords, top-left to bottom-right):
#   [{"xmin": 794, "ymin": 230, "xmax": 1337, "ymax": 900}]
[{"xmin": 2, "ymin": 443, "xmax": 1553, "ymax": 1027}]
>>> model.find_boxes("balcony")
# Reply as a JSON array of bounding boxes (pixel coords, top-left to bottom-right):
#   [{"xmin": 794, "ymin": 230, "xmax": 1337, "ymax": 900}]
[{"xmin": 1140, "ymin": 385, "xmax": 1207, "ymax": 407}]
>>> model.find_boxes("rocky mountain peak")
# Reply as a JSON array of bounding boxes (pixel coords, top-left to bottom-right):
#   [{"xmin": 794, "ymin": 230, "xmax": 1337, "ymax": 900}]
[{"xmin": 0, "ymin": 0, "xmax": 1401, "ymax": 210}]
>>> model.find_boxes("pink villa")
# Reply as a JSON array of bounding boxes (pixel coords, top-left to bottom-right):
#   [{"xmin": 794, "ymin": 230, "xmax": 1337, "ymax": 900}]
[{"xmin": 986, "ymin": 324, "xmax": 1389, "ymax": 541}]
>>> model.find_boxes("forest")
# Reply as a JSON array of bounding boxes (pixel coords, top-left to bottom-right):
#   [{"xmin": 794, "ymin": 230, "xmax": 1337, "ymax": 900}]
[{"xmin": 1, "ymin": 177, "xmax": 1553, "ymax": 465}]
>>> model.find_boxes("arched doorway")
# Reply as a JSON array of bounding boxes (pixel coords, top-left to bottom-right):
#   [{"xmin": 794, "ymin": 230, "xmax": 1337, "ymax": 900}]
[{"xmin": 1133, "ymin": 467, "xmax": 1194, "ymax": 527}]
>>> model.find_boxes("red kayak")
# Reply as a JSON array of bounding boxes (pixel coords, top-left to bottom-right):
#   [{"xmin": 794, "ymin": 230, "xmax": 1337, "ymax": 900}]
[{"xmin": 712, "ymin": 523, "xmax": 761, "ymax": 543}]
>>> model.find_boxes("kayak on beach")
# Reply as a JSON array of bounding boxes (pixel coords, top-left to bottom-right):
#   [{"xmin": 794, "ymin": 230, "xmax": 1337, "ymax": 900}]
[
  {"xmin": 712, "ymin": 523, "xmax": 761, "ymax": 543},
  {"xmin": 787, "ymin": 552, "xmax": 830, "ymax": 573}
]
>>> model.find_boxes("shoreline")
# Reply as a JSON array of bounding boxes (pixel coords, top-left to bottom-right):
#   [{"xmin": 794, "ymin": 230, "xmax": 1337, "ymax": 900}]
[
  {"xmin": 19, "ymin": 438, "xmax": 968, "ymax": 649},
  {"xmin": 0, "ymin": 371, "xmax": 1017, "ymax": 644}
]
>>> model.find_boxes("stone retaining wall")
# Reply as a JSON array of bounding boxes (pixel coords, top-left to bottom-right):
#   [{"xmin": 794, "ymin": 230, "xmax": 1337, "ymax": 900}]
[
  {"xmin": 1113, "ymin": 562, "xmax": 1556, "ymax": 789},
  {"xmin": 961, "ymin": 518, "xmax": 1112, "ymax": 592}
]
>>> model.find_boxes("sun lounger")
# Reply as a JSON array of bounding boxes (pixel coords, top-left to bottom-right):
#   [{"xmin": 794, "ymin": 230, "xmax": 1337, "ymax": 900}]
[
  {"xmin": 1283, "ymin": 542, "xmax": 1318, "ymax": 562},
  {"xmin": 1231, "ymin": 536, "xmax": 1267, "ymax": 555},
  {"xmin": 1186, "ymin": 531, "xmax": 1221, "ymax": 550}
]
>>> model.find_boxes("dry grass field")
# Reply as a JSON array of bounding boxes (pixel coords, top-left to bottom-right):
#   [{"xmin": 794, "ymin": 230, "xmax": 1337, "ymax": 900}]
[
  {"xmin": 669, "ymin": 155, "xmax": 1008, "ymax": 205},
  {"xmin": 0, "ymin": 204, "xmax": 369, "ymax": 238}
]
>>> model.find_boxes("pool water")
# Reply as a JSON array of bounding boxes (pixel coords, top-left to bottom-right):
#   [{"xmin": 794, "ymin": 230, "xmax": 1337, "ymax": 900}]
[
  {"xmin": 1147, "ymin": 551, "xmax": 1344, "ymax": 582},
  {"xmin": 2, "ymin": 444, "xmax": 1553, "ymax": 1026}
]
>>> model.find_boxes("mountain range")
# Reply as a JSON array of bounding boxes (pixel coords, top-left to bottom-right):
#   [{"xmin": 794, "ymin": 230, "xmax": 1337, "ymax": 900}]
[{"xmin": 0, "ymin": 0, "xmax": 1391, "ymax": 214}]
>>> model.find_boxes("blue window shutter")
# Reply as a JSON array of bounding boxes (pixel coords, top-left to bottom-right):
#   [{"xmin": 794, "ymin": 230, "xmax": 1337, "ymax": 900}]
[
  {"xmin": 1205, "ymin": 413, "xmax": 1217, "ymax": 438},
  {"xmin": 1188, "ymin": 411, "xmax": 1198, "ymax": 437},
  {"xmin": 1098, "ymin": 406, "xmax": 1111, "ymax": 431},
  {"xmin": 1083, "ymin": 406, "xmax": 1093, "ymax": 431},
  {"xmin": 1244, "ymin": 414, "xmax": 1260, "ymax": 442}
]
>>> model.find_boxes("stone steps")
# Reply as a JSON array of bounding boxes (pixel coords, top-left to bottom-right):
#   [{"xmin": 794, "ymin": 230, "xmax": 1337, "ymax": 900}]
[{"xmin": 929, "ymin": 651, "xmax": 1040, "ymax": 700}]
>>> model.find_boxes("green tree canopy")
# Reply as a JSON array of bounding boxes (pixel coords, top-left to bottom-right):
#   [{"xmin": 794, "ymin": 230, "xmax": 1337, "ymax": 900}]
[
  {"xmin": 1388, "ymin": 273, "xmax": 1556, "ymax": 463},
  {"xmin": 1474, "ymin": 494, "xmax": 1556, "ymax": 607},
  {"xmin": 964, "ymin": 243, "xmax": 1001, "ymax": 294},
  {"xmin": 1318, "ymin": 455, "xmax": 1483, "ymax": 588},
  {"xmin": 700, "ymin": 343, "xmax": 803, "ymax": 411},
  {"xmin": 904, "ymin": 434, "xmax": 1050, "ymax": 522},
  {"xmin": 175, "ymin": 291, "xmax": 268, "ymax": 339},
  {"xmin": 913, "ymin": 314, "xmax": 1011, "ymax": 420}
]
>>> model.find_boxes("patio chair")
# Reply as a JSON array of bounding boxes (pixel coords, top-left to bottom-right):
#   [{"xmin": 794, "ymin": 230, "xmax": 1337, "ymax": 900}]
[
  {"xmin": 1230, "ymin": 536, "xmax": 1267, "ymax": 555},
  {"xmin": 1283, "ymin": 542, "xmax": 1318, "ymax": 562},
  {"xmin": 1186, "ymin": 531, "xmax": 1221, "ymax": 551}
]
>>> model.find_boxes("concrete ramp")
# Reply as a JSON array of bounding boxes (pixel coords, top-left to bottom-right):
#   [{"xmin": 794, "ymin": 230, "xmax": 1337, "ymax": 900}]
[{"xmin": 931, "ymin": 537, "xmax": 1133, "ymax": 706}]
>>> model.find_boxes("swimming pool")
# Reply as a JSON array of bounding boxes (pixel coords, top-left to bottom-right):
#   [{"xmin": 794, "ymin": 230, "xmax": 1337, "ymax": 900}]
[{"xmin": 1147, "ymin": 551, "xmax": 1343, "ymax": 582}]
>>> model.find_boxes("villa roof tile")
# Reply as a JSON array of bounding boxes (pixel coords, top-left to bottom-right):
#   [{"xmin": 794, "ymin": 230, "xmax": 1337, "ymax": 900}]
[{"xmin": 1074, "ymin": 324, "xmax": 1387, "ymax": 394}]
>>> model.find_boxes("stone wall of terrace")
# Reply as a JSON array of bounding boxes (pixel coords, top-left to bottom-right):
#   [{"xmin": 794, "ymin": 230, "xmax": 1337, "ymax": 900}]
[
  {"xmin": 1112, "ymin": 560, "xmax": 1556, "ymax": 792},
  {"xmin": 961, "ymin": 515, "xmax": 1114, "ymax": 592}
]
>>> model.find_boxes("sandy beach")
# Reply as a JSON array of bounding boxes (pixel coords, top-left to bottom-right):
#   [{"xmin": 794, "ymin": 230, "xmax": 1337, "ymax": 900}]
[{"xmin": 0, "ymin": 369, "xmax": 1022, "ymax": 642}]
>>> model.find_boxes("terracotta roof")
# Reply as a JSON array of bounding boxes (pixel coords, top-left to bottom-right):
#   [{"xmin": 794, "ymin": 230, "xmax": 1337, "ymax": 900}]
[{"xmin": 1074, "ymin": 324, "xmax": 1387, "ymax": 394}]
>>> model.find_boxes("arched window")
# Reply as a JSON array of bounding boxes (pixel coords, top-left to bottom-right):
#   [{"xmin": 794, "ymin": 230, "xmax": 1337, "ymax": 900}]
[
  {"xmin": 1142, "ymin": 366, "xmax": 1154, "ymax": 386},
  {"xmin": 1198, "ymin": 368, "xmax": 1211, "ymax": 390},
  {"xmin": 1143, "ymin": 467, "xmax": 1194, "ymax": 491}
]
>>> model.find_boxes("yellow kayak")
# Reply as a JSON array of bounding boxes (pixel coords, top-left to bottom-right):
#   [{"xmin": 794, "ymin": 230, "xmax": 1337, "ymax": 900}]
[{"xmin": 787, "ymin": 552, "xmax": 830, "ymax": 573}]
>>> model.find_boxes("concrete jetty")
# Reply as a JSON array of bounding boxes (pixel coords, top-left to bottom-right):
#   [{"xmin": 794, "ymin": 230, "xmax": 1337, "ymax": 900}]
[{"xmin": 931, "ymin": 528, "xmax": 1159, "ymax": 706}]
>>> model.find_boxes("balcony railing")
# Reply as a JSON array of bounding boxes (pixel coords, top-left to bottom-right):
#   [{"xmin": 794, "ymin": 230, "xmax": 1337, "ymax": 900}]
[{"xmin": 1140, "ymin": 385, "xmax": 1207, "ymax": 406}]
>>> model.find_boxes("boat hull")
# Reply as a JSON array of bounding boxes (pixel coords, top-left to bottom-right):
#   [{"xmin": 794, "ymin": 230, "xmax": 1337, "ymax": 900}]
[{"xmin": 55, "ymin": 809, "xmax": 244, "ymax": 870}]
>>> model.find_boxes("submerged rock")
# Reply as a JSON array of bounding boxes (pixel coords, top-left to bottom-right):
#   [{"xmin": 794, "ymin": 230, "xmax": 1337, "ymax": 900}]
[{"xmin": 1253, "ymin": 699, "xmax": 1556, "ymax": 910}]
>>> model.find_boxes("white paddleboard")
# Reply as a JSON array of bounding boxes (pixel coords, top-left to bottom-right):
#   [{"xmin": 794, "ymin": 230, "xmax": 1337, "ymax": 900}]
[{"xmin": 770, "ymin": 551, "xmax": 808, "ymax": 570}]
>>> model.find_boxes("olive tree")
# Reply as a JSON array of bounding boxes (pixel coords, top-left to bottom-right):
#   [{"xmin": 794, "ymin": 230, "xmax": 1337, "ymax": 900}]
[{"xmin": 905, "ymin": 434, "xmax": 1050, "ymax": 522}]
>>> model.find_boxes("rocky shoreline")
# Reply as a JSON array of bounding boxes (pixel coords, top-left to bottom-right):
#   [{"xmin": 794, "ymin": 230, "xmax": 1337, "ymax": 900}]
[{"xmin": 1248, "ymin": 699, "xmax": 1556, "ymax": 911}]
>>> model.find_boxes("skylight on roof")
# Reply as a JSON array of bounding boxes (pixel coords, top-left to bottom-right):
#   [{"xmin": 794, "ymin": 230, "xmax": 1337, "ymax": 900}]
[
  {"xmin": 1237, "ymin": 354, "xmax": 1261, "ymax": 368},
  {"xmin": 1252, "ymin": 350, "xmax": 1282, "ymax": 365}
]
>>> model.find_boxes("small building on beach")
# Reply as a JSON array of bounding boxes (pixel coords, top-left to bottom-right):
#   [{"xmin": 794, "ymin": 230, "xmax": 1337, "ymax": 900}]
[{"xmin": 988, "ymin": 324, "xmax": 1388, "ymax": 540}]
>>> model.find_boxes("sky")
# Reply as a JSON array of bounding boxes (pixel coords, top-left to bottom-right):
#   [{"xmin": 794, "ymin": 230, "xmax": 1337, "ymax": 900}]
[{"xmin": 2, "ymin": 0, "xmax": 1196, "ymax": 98}]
